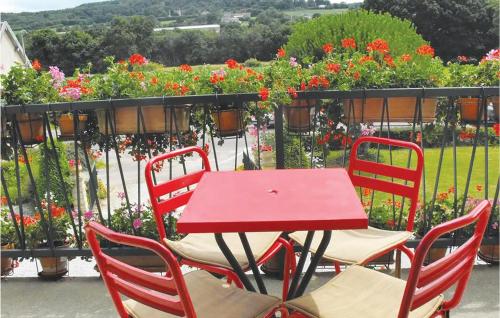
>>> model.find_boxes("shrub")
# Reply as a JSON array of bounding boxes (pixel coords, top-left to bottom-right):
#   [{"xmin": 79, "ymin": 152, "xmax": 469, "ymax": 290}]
[{"xmin": 285, "ymin": 10, "xmax": 426, "ymax": 64}]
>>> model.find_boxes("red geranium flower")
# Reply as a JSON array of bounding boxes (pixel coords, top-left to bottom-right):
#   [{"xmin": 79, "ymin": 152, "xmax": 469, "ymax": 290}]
[
  {"xmin": 400, "ymin": 54, "xmax": 412, "ymax": 62},
  {"xmin": 416, "ymin": 44, "xmax": 435, "ymax": 57},
  {"xmin": 300, "ymin": 82, "xmax": 306, "ymax": 91},
  {"xmin": 225, "ymin": 59, "xmax": 239, "ymax": 69},
  {"xmin": 359, "ymin": 55, "xmax": 374, "ymax": 64},
  {"xmin": 322, "ymin": 43, "xmax": 334, "ymax": 54},
  {"xmin": 353, "ymin": 71, "xmax": 360, "ymax": 80},
  {"xmin": 366, "ymin": 39, "xmax": 389, "ymax": 54},
  {"xmin": 150, "ymin": 77, "xmax": 158, "ymax": 85},
  {"xmin": 32, "ymin": 59, "xmax": 42, "ymax": 71},
  {"xmin": 457, "ymin": 55, "xmax": 468, "ymax": 63},
  {"xmin": 384, "ymin": 54, "xmax": 395, "ymax": 67},
  {"xmin": 287, "ymin": 87, "xmax": 298, "ymax": 99},
  {"xmin": 493, "ymin": 123, "xmax": 500, "ymax": 136},
  {"xmin": 129, "ymin": 53, "xmax": 147, "ymax": 65},
  {"xmin": 326, "ymin": 63, "xmax": 341, "ymax": 73},
  {"xmin": 341, "ymin": 38, "xmax": 356, "ymax": 49},
  {"xmin": 258, "ymin": 87, "xmax": 269, "ymax": 101},
  {"xmin": 276, "ymin": 48, "xmax": 286, "ymax": 58},
  {"xmin": 179, "ymin": 64, "xmax": 192, "ymax": 72}
]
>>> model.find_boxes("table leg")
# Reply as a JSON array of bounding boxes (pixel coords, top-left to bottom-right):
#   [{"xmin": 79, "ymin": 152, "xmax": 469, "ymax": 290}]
[
  {"xmin": 214, "ymin": 233, "xmax": 256, "ymax": 292},
  {"xmin": 239, "ymin": 233, "xmax": 267, "ymax": 294},
  {"xmin": 287, "ymin": 231, "xmax": 315, "ymax": 300}
]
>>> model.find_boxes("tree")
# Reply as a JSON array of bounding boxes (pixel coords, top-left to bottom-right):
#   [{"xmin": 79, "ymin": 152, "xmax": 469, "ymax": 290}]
[
  {"xmin": 25, "ymin": 29, "xmax": 60, "ymax": 66},
  {"xmin": 57, "ymin": 31, "xmax": 98, "ymax": 74},
  {"xmin": 363, "ymin": 0, "xmax": 498, "ymax": 61}
]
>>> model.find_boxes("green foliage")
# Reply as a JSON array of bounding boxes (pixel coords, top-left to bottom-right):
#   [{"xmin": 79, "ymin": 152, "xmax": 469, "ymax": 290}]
[
  {"xmin": 26, "ymin": 206, "xmax": 72, "ymax": 248},
  {"xmin": 285, "ymin": 10, "xmax": 426, "ymax": 63},
  {"xmin": 363, "ymin": 0, "xmax": 498, "ymax": 61},
  {"xmin": 284, "ymin": 132, "xmax": 310, "ymax": 168},
  {"xmin": 0, "ymin": 160, "xmax": 35, "ymax": 204},
  {"xmin": 0, "ymin": 64, "xmax": 58, "ymax": 105},
  {"xmin": 35, "ymin": 141, "xmax": 74, "ymax": 207},
  {"xmin": 0, "ymin": 209, "xmax": 17, "ymax": 245}
]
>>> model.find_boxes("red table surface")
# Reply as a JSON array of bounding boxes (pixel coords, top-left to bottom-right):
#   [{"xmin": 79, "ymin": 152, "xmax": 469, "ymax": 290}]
[{"xmin": 176, "ymin": 168, "xmax": 368, "ymax": 234}]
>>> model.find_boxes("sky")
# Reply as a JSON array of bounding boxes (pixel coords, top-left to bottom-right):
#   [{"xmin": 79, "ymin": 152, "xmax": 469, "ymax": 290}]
[{"xmin": 1, "ymin": 0, "xmax": 361, "ymax": 13}]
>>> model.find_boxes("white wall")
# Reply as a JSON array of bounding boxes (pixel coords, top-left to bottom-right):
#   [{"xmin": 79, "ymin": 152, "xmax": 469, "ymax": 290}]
[{"xmin": 0, "ymin": 34, "xmax": 26, "ymax": 75}]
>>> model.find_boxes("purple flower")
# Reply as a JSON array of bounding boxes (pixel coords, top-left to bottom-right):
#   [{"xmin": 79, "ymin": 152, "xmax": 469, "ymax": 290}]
[
  {"xmin": 134, "ymin": 204, "xmax": 144, "ymax": 213},
  {"xmin": 84, "ymin": 210, "xmax": 94, "ymax": 220},
  {"xmin": 117, "ymin": 192, "xmax": 126, "ymax": 200},
  {"xmin": 49, "ymin": 66, "xmax": 65, "ymax": 88},
  {"xmin": 492, "ymin": 222, "xmax": 498, "ymax": 230},
  {"xmin": 289, "ymin": 57, "xmax": 298, "ymax": 67},
  {"xmin": 133, "ymin": 218, "xmax": 142, "ymax": 229}
]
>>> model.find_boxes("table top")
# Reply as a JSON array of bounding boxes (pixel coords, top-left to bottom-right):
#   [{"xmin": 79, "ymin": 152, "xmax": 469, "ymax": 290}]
[{"xmin": 177, "ymin": 168, "xmax": 368, "ymax": 233}]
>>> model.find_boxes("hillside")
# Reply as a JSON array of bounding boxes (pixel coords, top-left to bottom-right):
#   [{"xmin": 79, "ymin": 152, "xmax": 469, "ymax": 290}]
[{"xmin": 3, "ymin": 0, "xmax": 360, "ymax": 31}]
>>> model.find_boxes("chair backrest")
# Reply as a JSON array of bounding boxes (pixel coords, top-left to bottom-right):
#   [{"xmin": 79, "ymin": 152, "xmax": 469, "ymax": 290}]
[
  {"xmin": 85, "ymin": 221, "xmax": 196, "ymax": 318},
  {"xmin": 145, "ymin": 146, "xmax": 211, "ymax": 240},
  {"xmin": 398, "ymin": 200, "xmax": 491, "ymax": 318},
  {"xmin": 348, "ymin": 136, "xmax": 424, "ymax": 231}
]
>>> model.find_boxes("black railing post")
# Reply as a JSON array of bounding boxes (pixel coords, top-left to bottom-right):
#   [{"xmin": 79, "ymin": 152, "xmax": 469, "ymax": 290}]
[{"xmin": 274, "ymin": 105, "xmax": 285, "ymax": 169}]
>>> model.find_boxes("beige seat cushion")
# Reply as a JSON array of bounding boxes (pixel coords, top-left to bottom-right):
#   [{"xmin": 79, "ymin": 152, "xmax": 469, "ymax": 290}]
[
  {"xmin": 289, "ymin": 227, "xmax": 412, "ymax": 264},
  {"xmin": 124, "ymin": 270, "xmax": 280, "ymax": 318},
  {"xmin": 286, "ymin": 265, "xmax": 442, "ymax": 318},
  {"xmin": 163, "ymin": 232, "xmax": 281, "ymax": 269}
]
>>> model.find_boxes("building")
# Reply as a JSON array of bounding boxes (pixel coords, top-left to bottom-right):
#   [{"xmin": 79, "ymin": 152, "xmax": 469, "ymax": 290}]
[
  {"xmin": 154, "ymin": 24, "xmax": 221, "ymax": 33},
  {"xmin": 221, "ymin": 12, "xmax": 251, "ymax": 24},
  {"xmin": 0, "ymin": 21, "xmax": 30, "ymax": 75}
]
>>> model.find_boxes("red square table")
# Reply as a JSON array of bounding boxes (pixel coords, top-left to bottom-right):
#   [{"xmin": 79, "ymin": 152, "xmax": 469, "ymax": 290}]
[{"xmin": 177, "ymin": 168, "xmax": 368, "ymax": 299}]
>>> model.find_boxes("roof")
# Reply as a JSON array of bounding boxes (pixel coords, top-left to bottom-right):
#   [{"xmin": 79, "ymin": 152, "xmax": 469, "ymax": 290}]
[{"xmin": 0, "ymin": 21, "xmax": 31, "ymax": 67}]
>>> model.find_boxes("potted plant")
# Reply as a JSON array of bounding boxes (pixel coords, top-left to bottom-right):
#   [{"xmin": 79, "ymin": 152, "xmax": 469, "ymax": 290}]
[
  {"xmin": 1, "ymin": 208, "xmax": 16, "ymax": 275},
  {"xmin": 26, "ymin": 200, "xmax": 73, "ymax": 278},
  {"xmin": 0, "ymin": 62, "xmax": 58, "ymax": 143},
  {"xmin": 447, "ymin": 49, "xmax": 500, "ymax": 122},
  {"xmin": 312, "ymin": 39, "xmax": 443, "ymax": 123},
  {"xmin": 268, "ymin": 49, "xmax": 316, "ymax": 133},
  {"xmin": 87, "ymin": 193, "xmax": 180, "ymax": 272}
]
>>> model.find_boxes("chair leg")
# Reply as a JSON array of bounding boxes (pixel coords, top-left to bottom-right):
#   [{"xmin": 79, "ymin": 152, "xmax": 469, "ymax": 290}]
[
  {"xmin": 334, "ymin": 261, "xmax": 341, "ymax": 274},
  {"xmin": 395, "ymin": 249, "xmax": 402, "ymax": 278}
]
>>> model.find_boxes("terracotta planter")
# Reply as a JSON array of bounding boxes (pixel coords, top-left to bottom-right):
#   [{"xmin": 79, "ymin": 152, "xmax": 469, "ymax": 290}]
[
  {"xmin": 342, "ymin": 97, "xmax": 438, "ymax": 123},
  {"xmin": 210, "ymin": 108, "xmax": 245, "ymax": 137},
  {"xmin": 97, "ymin": 105, "xmax": 190, "ymax": 134},
  {"xmin": 37, "ymin": 242, "xmax": 69, "ymax": 278},
  {"xmin": 58, "ymin": 113, "xmax": 88, "ymax": 137},
  {"xmin": 1, "ymin": 243, "xmax": 14, "ymax": 275},
  {"xmin": 284, "ymin": 100, "xmax": 314, "ymax": 133},
  {"xmin": 458, "ymin": 97, "xmax": 499, "ymax": 122},
  {"xmin": 423, "ymin": 247, "xmax": 447, "ymax": 265},
  {"xmin": 15, "ymin": 113, "xmax": 44, "ymax": 143},
  {"xmin": 478, "ymin": 244, "xmax": 499, "ymax": 264}
]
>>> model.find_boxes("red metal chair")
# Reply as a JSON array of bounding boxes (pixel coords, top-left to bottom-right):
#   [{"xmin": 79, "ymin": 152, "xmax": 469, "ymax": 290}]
[
  {"xmin": 145, "ymin": 146, "xmax": 295, "ymax": 298},
  {"xmin": 85, "ymin": 221, "xmax": 287, "ymax": 318},
  {"xmin": 284, "ymin": 200, "xmax": 491, "ymax": 318},
  {"xmin": 290, "ymin": 136, "xmax": 423, "ymax": 275}
]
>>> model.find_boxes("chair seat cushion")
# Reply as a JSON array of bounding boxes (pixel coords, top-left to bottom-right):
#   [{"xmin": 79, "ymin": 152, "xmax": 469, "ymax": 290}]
[
  {"xmin": 163, "ymin": 232, "xmax": 281, "ymax": 269},
  {"xmin": 285, "ymin": 265, "xmax": 442, "ymax": 318},
  {"xmin": 289, "ymin": 227, "xmax": 412, "ymax": 264},
  {"xmin": 124, "ymin": 270, "xmax": 281, "ymax": 318}
]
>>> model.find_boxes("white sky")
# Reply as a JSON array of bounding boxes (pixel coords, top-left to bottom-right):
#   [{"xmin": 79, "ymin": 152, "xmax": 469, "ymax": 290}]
[{"xmin": 1, "ymin": 0, "xmax": 361, "ymax": 13}]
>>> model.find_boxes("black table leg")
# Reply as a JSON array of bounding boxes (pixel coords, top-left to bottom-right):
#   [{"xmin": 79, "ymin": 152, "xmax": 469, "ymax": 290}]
[
  {"xmin": 294, "ymin": 230, "xmax": 332, "ymax": 298},
  {"xmin": 287, "ymin": 230, "xmax": 332, "ymax": 299},
  {"xmin": 214, "ymin": 233, "xmax": 256, "ymax": 292},
  {"xmin": 239, "ymin": 233, "xmax": 267, "ymax": 294},
  {"xmin": 287, "ymin": 231, "xmax": 315, "ymax": 299}
]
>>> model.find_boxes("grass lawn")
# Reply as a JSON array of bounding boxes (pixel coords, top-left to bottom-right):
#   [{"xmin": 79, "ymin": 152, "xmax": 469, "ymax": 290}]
[{"xmin": 326, "ymin": 146, "xmax": 499, "ymax": 205}]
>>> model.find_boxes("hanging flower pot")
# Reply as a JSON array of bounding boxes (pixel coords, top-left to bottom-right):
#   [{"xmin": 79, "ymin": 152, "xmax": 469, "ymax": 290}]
[
  {"xmin": 37, "ymin": 242, "xmax": 69, "ymax": 279},
  {"xmin": 1, "ymin": 243, "xmax": 14, "ymax": 275},
  {"xmin": 15, "ymin": 113, "xmax": 44, "ymax": 144},
  {"xmin": 96, "ymin": 105, "xmax": 191, "ymax": 135},
  {"xmin": 210, "ymin": 107, "xmax": 245, "ymax": 137},
  {"xmin": 458, "ymin": 97, "xmax": 499, "ymax": 122},
  {"xmin": 58, "ymin": 113, "xmax": 88, "ymax": 137},
  {"xmin": 284, "ymin": 99, "xmax": 314, "ymax": 133},
  {"xmin": 342, "ymin": 97, "xmax": 438, "ymax": 123},
  {"xmin": 478, "ymin": 243, "xmax": 499, "ymax": 264}
]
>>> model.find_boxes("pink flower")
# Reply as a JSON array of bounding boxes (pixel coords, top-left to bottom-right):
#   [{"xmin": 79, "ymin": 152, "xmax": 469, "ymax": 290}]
[
  {"xmin": 60, "ymin": 87, "xmax": 81, "ymax": 100},
  {"xmin": 289, "ymin": 57, "xmax": 298, "ymax": 67},
  {"xmin": 133, "ymin": 218, "xmax": 142, "ymax": 229},
  {"xmin": 49, "ymin": 66, "xmax": 65, "ymax": 88},
  {"xmin": 117, "ymin": 192, "xmax": 126, "ymax": 200},
  {"xmin": 84, "ymin": 210, "xmax": 94, "ymax": 220}
]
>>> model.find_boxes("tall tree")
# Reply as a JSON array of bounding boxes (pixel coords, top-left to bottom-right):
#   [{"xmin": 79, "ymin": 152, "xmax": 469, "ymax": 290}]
[{"xmin": 363, "ymin": 0, "xmax": 498, "ymax": 61}]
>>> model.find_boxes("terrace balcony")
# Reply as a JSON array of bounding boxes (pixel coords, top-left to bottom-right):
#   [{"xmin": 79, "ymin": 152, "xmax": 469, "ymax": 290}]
[{"xmin": 1, "ymin": 87, "xmax": 499, "ymax": 317}]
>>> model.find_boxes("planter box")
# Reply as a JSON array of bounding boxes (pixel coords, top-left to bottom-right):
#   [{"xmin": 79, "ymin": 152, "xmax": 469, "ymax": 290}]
[
  {"xmin": 458, "ymin": 97, "xmax": 499, "ymax": 122},
  {"xmin": 210, "ymin": 108, "xmax": 245, "ymax": 137},
  {"xmin": 96, "ymin": 105, "xmax": 190, "ymax": 134},
  {"xmin": 284, "ymin": 100, "xmax": 314, "ymax": 133},
  {"xmin": 58, "ymin": 113, "xmax": 88, "ymax": 137},
  {"xmin": 478, "ymin": 244, "xmax": 499, "ymax": 264},
  {"xmin": 342, "ymin": 97, "xmax": 438, "ymax": 123},
  {"xmin": 15, "ymin": 113, "xmax": 44, "ymax": 143},
  {"xmin": 94, "ymin": 254, "xmax": 166, "ymax": 273}
]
